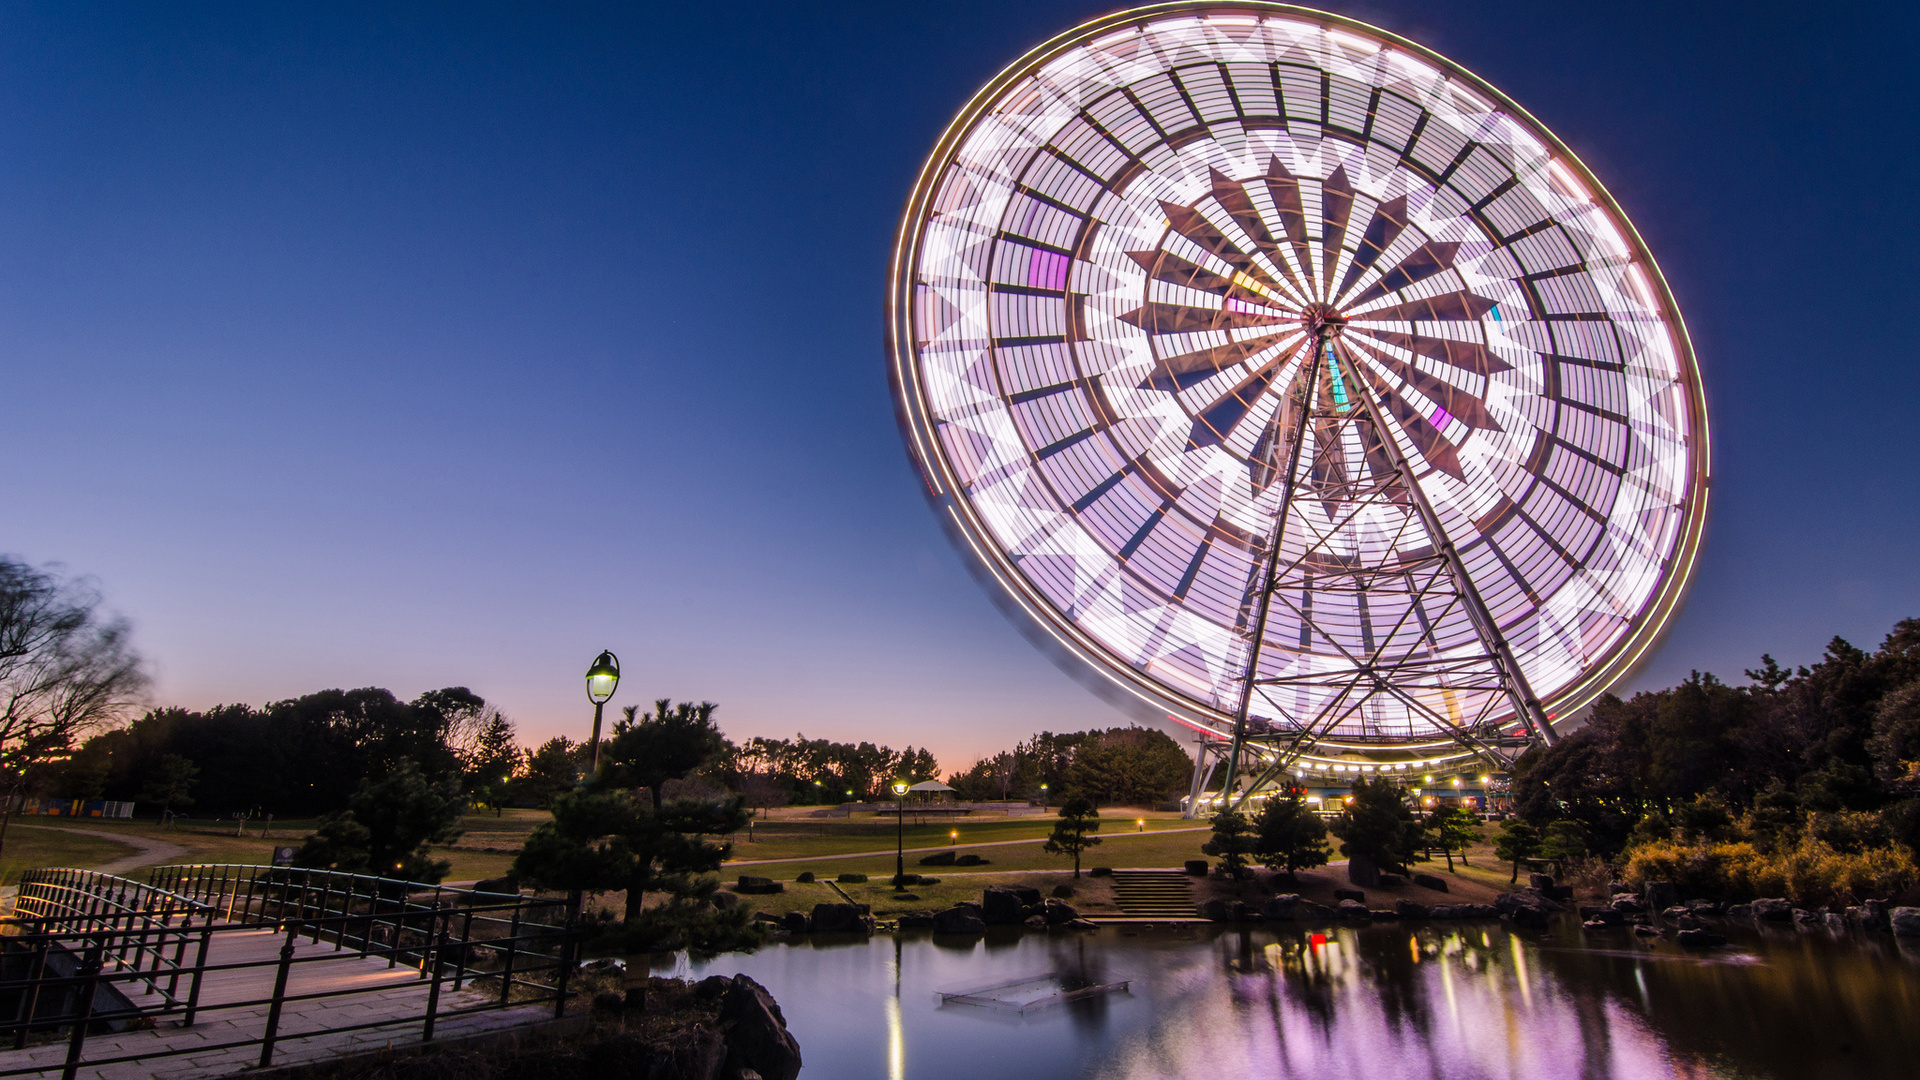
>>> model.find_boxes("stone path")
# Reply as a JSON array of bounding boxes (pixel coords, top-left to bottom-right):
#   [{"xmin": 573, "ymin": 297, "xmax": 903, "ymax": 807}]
[{"xmin": 0, "ymin": 925, "xmax": 554, "ymax": 1078}]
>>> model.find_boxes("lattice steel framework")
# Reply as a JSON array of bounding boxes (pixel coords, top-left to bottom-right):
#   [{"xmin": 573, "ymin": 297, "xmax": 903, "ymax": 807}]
[{"xmin": 887, "ymin": 3, "xmax": 1711, "ymax": 802}]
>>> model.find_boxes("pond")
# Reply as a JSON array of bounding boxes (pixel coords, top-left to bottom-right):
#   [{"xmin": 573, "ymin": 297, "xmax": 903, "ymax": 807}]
[{"xmin": 674, "ymin": 917, "xmax": 1920, "ymax": 1079}]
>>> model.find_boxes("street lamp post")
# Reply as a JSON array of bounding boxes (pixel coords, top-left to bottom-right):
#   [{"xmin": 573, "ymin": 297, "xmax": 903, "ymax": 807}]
[
  {"xmin": 892, "ymin": 780, "xmax": 910, "ymax": 889},
  {"xmin": 585, "ymin": 651, "xmax": 620, "ymax": 777}
]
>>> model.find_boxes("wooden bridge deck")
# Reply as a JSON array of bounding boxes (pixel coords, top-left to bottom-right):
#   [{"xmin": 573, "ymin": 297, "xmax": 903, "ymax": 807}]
[{"xmin": 0, "ymin": 924, "xmax": 556, "ymax": 1079}]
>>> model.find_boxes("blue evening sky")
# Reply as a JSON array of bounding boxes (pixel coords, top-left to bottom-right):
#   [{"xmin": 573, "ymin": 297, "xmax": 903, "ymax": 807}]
[{"xmin": 2, "ymin": 1, "xmax": 1915, "ymax": 770}]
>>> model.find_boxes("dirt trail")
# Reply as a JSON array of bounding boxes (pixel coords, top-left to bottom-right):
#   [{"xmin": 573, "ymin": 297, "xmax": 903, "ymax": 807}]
[{"xmin": 6, "ymin": 822, "xmax": 189, "ymax": 878}]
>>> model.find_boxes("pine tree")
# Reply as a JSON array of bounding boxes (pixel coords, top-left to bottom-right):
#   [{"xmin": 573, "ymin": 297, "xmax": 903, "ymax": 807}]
[
  {"xmin": 1202, "ymin": 808, "xmax": 1259, "ymax": 880},
  {"xmin": 1043, "ymin": 793, "xmax": 1102, "ymax": 877},
  {"xmin": 1251, "ymin": 791, "xmax": 1329, "ymax": 880},
  {"xmin": 1493, "ymin": 819, "xmax": 1542, "ymax": 883}
]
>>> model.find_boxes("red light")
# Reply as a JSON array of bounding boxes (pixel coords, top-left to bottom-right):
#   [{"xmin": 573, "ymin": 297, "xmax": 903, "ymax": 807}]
[{"xmin": 1310, "ymin": 933, "xmax": 1327, "ymax": 946}]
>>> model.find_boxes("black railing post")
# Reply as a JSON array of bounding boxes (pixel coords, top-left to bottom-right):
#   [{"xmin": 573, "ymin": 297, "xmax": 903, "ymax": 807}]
[
  {"xmin": 498, "ymin": 908, "xmax": 522, "ymax": 1006},
  {"xmin": 422, "ymin": 924, "xmax": 449, "ymax": 1042},
  {"xmin": 181, "ymin": 918, "xmax": 214, "ymax": 1027},
  {"xmin": 553, "ymin": 909, "xmax": 577, "ymax": 1021},
  {"xmin": 59, "ymin": 935, "xmax": 105, "ymax": 1080},
  {"xmin": 13, "ymin": 926, "xmax": 50, "ymax": 1050},
  {"xmin": 257, "ymin": 920, "xmax": 299, "ymax": 1068},
  {"xmin": 453, "ymin": 907, "xmax": 475, "ymax": 991}
]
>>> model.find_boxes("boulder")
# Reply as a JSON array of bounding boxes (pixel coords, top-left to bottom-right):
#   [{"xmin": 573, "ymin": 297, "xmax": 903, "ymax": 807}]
[
  {"xmin": 1609, "ymin": 881, "xmax": 1634, "ymax": 895},
  {"xmin": 1051, "ymin": 884, "xmax": 1076, "ymax": 899},
  {"xmin": 1661, "ymin": 906, "xmax": 1692, "ymax": 920},
  {"xmin": 710, "ymin": 891, "xmax": 740, "ymax": 910},
  {"xmin": 1529, "ymin": 873, "xmax": 1556, "ymax": 891},
  {"xmin": 794, "ymin": 871, "xmax": 815, "ymax": 884},
  {"xmin": 1230, "ymin": 901, "xmax": 1260, "ymax": 923},
  {"xmin": 718, "ymin": 974, "xmax": 804, "ymax": 1080},
  {"xmin": 1793, "ymin": 908, "xmax": 1821, "ymax": 924},
  {"xmin": 1427, "ymin": 905, "xmax": 1460, "ymax": 919},
  {"xmin": 1348, "ymin": 853, "xmax": 1382, "ymax": 887},
  {"xmin": 1610, "ymin": 896, "xmax": 1646, "ymax": 914},
  {"xmin": 1334, "ymin": 888, "xmax": 1366, "ymax": 903},
  {"xmin": 1291, "ymin": 901, "xmax": 1337, "ymax": 923},
  {"xmin": 1396, "ymin": 900, "xmax": 1430, "ymax": 919},
  {"xmin": 1582, "ymin": 918, "xmax": 1617, "ymax": 931},
  {"xmin": 1009, "ymin": 886, "xmax": 1043, "ymax": 906},
  {"xmin": 1337, "ymin": 899, "xmax": 1372, "ymax": 921},
  {"xmin": 1369, "ymin": 909, "xmax": 1399, "ymax": 921},
  {"xmin": 1200, "ymin": 898, "xmax": 1231, "ymax": 922},
  {"xmin": 1024, "ymin": 915, "xmax": 1047, "ymax": 929},
  {"xmin": 1044, "ymin": 899, "xmax": 1078, "ymax": 925},
  {"xmin": 1689, "ymin": 899, "xmax": 1722, "ymax": 915},
  {"xmin": 1378, "ymin": 874, "xmax": 1407, "ymax": 887},
  {"xmin": 1643, "ymin": 881, "xmax": 1680, "ymax": 912},
  {"xmin": 1185, "ymin": 860, "xmax": 1210, "ymax": 876},
  {"xmin": 1262, "ymin": 894, "xmax": 1302, "ymax": 919},
  {"xmin": 1676, "ymin": 928, "xmax": 1728, "ymax": 948},
  {"xmin": 1461, "ymin": 904, "xmax": 1499, "ymax": 919},
  {"xmin": 897, "ymin": 913, "xmax": 935, "ymax": 929},
  {"xmin": 1578, "ymin": 905, "xmax": 1625, "ymax": 925},
  {"xmin": 1495, "ymin": 891, "xmax": 1559, "ymax": 930},
  {"xmin": 471, "ymin": 875, "xmax": 519, "ymax": 898},
  {"xmin": 1411, "ymin": 873, "xmax": 1449, "ymax": 892},
  {"xmin": 931, "ymin": 906, "xmax": 985, "ymax": 934},
  {"xmin": 981, "ymin": 887, "xmax": 1029, "ymax": 925},
  {"xmin": 1634, "ymin": 924, "xmax": 1661, "ymax": 937},
  {"xmin": 779, "ymin": 911, "xmax": 810, "ymax": 934},
  {"xmin": 1725, "ymin": 903, "xmax": 1753, "ymax": 918},
  {"xmin": 752, "ymin": 911, "xmax": 782, "ymax": 925},
  {"xmin": 1544, "ymin": 885, "xmax": 1575, "ymax": 902},
  {"xmin": 809, "ymin": 903, "xmax": 868, "ymax": 934},
  {"xmin": 1890, "ymin": 907, "xmax": 1920, "ymax": 937},
  {"xmin": 1676, "ymin": 915, "xmax": 1706, "ymax": 932},
  {"xmin": 1751, "ymin": 898, "xmax": 1793, "ymax": 922},
  {"xmin": 918, "ymin": 851, "xmax": 956, "ymax": 866}
]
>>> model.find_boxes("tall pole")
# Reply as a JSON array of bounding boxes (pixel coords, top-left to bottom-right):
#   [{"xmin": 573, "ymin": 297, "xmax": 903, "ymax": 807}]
[
  {"xmin": 894, "ymin": 788, "xmax": 905, "ymax": 890},
  {"xmin": 1220, "ymin": 331, "xmax": 1328, "ymax": 807},
  {"xmin": 589, "ymin": 700, "xmax": 606, "ymax": 776}
]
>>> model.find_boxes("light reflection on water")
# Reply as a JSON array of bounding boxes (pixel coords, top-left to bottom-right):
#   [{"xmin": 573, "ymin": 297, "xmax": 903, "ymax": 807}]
[{"xmin": 678, "ymin": 920, "xmax": 1920, "ymax": 1079}]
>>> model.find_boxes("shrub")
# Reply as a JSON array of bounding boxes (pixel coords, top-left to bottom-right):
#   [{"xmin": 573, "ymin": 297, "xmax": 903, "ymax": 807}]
[
  {"xmin": 837, "ymin": 872, "xmax": 868, "ymax": 883},
  {"xmin": 1625, "ymin": 835, "xmax": 1917, "ymax": 907},
  {"xmin": 795, "ymin": 871, "xmax": 815, "ymax": 883}
]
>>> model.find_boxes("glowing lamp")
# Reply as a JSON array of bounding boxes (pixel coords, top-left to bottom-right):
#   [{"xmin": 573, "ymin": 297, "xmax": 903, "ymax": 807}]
[
  {"xmin": 585, "ymin": 651, "xmax": 620, "ymax": 705},
  {"xmin": 891, "ymin": 780, "xmax": 909, "ymax": 796}
]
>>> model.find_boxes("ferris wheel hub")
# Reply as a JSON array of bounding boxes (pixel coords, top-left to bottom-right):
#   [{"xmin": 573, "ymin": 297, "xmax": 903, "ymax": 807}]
[{"xmin": 1300, "ymin": 303, "xmax": 1348, "ymax": 338}]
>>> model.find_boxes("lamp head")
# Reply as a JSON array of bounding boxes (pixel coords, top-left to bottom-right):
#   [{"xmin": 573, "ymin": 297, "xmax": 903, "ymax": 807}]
[
  {"xmin": 585, "ymin": 651, "xmax": 620, "ymax": 705},
  {"xmin": 891, "ymin": 780, "xmax": 909, "ymax": 796}
]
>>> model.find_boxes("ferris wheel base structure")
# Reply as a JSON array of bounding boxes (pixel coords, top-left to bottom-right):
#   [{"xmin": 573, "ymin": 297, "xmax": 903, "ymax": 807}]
[{"xmin": 887, "ymin": 2, "xmax": 1711, "ymax": 819}]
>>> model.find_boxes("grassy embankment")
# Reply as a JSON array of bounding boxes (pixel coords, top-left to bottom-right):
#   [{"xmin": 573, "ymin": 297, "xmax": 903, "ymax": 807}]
[{"xmin": 10, "ymin": 806, "xmax": 1546, "ymax": 918}]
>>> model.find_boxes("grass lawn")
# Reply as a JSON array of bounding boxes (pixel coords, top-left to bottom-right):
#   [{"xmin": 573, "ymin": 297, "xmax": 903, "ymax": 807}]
[
  {"xmin": 4, "ymin": 808, "xmax": 549, "ymax": 884},
  {"xmin": 720, "ymin": 824, "xmax": 1212, "ymax": 881},
  {"xmin": 0, "ymin": 827, "xmax": 136, "ymax": 886}
]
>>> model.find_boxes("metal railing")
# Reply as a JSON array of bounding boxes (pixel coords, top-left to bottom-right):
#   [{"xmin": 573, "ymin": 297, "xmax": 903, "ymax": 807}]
[{"xmin": 0, "ymin": 865, "xmax": 581, "ymax": 1079}]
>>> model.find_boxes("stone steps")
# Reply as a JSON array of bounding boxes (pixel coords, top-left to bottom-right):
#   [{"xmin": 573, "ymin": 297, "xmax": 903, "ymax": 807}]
[{"xmin": 1110, "ymin": 871, "xmax": 1197, "ymax": 917}]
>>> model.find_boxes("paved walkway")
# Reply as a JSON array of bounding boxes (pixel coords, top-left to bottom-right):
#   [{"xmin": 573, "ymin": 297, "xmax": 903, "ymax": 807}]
[
  {"xmin": 0, "ymin": 925, "xmax": 553, "ymax": 1078},
  {"xmin": 724, "ymin": 826, "xmax": 1211, "ymax": 867}
]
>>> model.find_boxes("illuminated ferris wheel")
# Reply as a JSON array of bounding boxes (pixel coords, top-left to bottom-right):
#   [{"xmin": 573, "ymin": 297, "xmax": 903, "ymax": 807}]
[{"xmin": 887, "ymin": 3, "xmax": 1709, "ymax": 807}]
